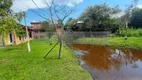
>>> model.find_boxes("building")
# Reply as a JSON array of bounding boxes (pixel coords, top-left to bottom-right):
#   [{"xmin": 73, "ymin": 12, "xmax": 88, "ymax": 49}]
[
  {"xmin": 0, "ymin": 21, "xmax": 46, "ymax": 47},
  {"xmin": 0, "ymin": 26, "xmax": 32, "ymax": 47},
  {"xmin": 30, "ymin": 21, "xmax": 45, "ymax": 38}
]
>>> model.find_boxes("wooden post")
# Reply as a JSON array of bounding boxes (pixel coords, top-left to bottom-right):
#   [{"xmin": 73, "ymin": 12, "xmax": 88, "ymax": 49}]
[
  {"xmin": 44, "ymin": 19, "xmax": 63, "ymax": 59},
  {"xmin": 58, "ymin": 38, "xmax": 62, "ymax": 59},
  {"xmin": 56, "ymin": 19, "xmax": 63, "ymax": 59}
]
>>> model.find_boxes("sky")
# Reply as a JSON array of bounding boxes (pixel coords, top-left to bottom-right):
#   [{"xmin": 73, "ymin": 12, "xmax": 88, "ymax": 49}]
[{"xmin": 11, "ymin": 0, "xmax": 142, "ymax": 26}]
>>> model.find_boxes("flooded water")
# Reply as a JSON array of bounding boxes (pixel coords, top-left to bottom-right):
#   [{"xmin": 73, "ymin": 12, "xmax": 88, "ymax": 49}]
[{"xmin": 70, "ymin": 44, "xmax": 142, "ymax": 80}]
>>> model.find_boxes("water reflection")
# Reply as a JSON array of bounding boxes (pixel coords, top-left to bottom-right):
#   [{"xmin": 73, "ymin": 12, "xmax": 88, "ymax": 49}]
[{"xmin": 70, "ymin": 44, "xmax": 142, "ymax": 80}]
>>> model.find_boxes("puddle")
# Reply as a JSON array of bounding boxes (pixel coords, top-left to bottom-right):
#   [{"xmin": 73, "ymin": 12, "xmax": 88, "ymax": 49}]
[{"xmin": 70, "ymin": 44, "xmax": 142, "ymax": 80}]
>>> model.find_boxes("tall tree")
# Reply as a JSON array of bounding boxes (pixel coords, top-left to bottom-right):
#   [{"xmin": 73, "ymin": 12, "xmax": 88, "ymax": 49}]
[
  {"xmin": 120, "ymin": 0, "xmax": 139, "ymax": 39},
  {"xmin": 0, "ymin": 0, "xmax": 19, "ymax": 46},
  {"xmin": 130, "ymin": 8, "xmax": 142, "ymax": 28},
  {"xmin": 79, "ymin": 4, "xmax": 120, "ymax": 31},
  {"xmin": 0, "ymin": 0, "xmax": 26, "ymax": 46},
  {"xmin": 64, "ymin": 18, "xmax": 78, "ymax": 31}
]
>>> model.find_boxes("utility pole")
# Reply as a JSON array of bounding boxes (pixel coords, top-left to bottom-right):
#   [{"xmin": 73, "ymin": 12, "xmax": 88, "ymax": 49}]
[{"xmin": 24, "ymin": 14, "xmax": 31, "ymax": 52}]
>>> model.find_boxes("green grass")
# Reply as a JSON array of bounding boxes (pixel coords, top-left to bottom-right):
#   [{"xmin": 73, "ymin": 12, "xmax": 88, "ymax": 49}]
[
  {"xmin": 0, "ymin": 37, "xmax": 92, "ymax": 80},
  {"xmin": 76, "ymin": 37, "xmax": 142, "ymax": 51},
  {"xmin": 116, "ymin": 28, "xmax": 142, "ymax": 37}
]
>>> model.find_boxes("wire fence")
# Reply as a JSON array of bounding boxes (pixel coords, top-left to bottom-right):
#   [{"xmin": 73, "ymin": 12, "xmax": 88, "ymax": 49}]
[
  {"xmin": 31, "ymin": 31, "xmax": 110, "ymax": 45},
  {"xmin": 63, "ymin": 31, "xmax": 110, "ymax": 44}
]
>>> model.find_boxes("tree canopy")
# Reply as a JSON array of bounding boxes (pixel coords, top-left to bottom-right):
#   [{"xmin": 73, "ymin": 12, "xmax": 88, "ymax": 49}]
[
  {"xmin": 64, "ymin": 18, "xmax": 78, "ymax": 31},
  {"xmin": 0, "ymin": 0, "xmax": 21, "ymax": 34},
  {"xmin": 41, "ymin": 21, "xmax": 56, "ymax": 32},
  {"xmin": 130, "ymin": 8, "xmax": 142, "ymax": 28},
  {"xmin": 66, "ymin": 4, "xmax": 120, "ymax": 31}
]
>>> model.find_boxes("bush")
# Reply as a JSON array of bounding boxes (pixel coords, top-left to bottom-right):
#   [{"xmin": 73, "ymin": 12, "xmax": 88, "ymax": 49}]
[
  {"xmin": 139, "ymin": 29, "xmax": 142, "ymax": 36},
  {"xmin": 116, "ymin": 28, "xmax": 142, "ymax": 37}
]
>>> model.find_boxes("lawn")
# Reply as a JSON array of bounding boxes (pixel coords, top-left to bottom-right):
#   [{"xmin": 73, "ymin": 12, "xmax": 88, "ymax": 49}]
[
  {"xmin": 75, "ymin": 37, "xmax": 142, "ymax": 50},
  {"xmin": 0, "ymin": 37, "xmax": 92, "ymax": 80}
]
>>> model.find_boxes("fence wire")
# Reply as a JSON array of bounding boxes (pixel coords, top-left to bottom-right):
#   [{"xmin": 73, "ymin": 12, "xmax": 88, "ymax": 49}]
[{"xmin": 32, "ymin": 31, "xmax": 110, "ymax": 45}]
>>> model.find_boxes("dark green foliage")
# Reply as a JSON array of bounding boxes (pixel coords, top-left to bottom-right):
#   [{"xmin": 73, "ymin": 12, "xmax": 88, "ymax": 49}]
[
  {"xmin": 0, "ymin": 0, "xmax": 22, "ymax": 34},
  {"xmin": 64, "ymin": 18, "xmax": 78, "ymax": 31},
  {"xmin": 0, "ymin": 0, "xmax": 13, "ymax": 16},
  {"xmin": 78, "ymin": 4, "xmax": 120, "ymax": 31},
  {"xmin": 41, "ymin": 21, "xmax": 56, "ymax": 32},
  {"xmin": 16, "ymin": 28, "xmax": 26, "ymax": 37},
  {"xmin": 130, "ymin": 8, "xmax": 142, "ymax": 28}
]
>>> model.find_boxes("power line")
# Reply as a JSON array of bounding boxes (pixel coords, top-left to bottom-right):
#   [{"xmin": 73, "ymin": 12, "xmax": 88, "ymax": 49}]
[
  {"xmin": 32, "ymin": 0, "xmax": 48, "ymax": 15},
  {"xmin": 18, "ymin": 0, "xmax": 50, "ymax": 22}
]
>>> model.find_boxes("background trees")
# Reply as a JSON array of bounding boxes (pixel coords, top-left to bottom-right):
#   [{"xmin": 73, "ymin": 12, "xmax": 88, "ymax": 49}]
[
  {"xmin": 64, "ymin": 18, "xmax": 78, "ymax": 31},
  {"xmin": 65, "ymin": 4, "xmax": 120, "ymax": 32},
  {"xmin": 130, "ymin": 8, "xmax": 142, "ymax": 28},
  {"xmin": 41, "ymin": 21, "xmax": 56, "ymax": 32},
  {"xmin": 41, "ymin": 21, "xmax": 56, "ymax": 45},
  {"xmin": 64, "ymin": 0, "xmax": 142, "ymax": 35}
]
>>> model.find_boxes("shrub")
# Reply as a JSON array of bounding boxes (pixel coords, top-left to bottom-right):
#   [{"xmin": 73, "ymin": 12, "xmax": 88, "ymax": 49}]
[
  {"xmin": 138, "ymin": 29, "xmax": 142, "ymax": 36},
  {"xmin": 116, "ymin": 28, "xmax": 142, "ymax": 37}
]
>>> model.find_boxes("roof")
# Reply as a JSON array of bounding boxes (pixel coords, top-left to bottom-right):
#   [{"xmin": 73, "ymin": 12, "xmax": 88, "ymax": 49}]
[{"xmin": 31, "ymin": 21, "xmax": 41, "ymax": 24}]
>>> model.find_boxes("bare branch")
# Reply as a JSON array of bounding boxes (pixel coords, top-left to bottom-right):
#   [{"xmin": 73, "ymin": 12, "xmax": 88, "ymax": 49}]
[
  {"xmin": 52, "ymin": 0, "xmax": 69, "ymax": 15},
  {"xmin": 19, "ymin": 0, "xmax": 51, "ymax": 22},
  {"xmin": 61, "ymin": 5, "xmax": 78, "ymax": 22},
  {"xmin": 32, "ymin": 0, "xmax": 48, "ymax": 15},
  {"xmin": 44, "ymin": 0, "xmax": 56, "ymax": 28}
]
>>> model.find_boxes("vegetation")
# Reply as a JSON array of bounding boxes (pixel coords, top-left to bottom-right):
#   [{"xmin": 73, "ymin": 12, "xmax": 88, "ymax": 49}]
[
  {"xmin": 65, "ymin": 4, "xmax": 120, "ymax": 32},
  {"xmin": 0, "ymin": 37, "xmax": 92, "ymax": 80},
  {"xmin": 130, "ymin": 8, "xmax": 142, "ymax": 28},
  {"xmin": 64, "ymin": 18, "xmax": 78, "ymax": 31},
  {"xmin": 41, "ymin": 21, "xmax": 56, "ymax": 32},
  {"xmin": 116, "ymin": 28, "xmax": 142, "ymax": 37},
  {"xmin": 0, "ymin": 0, "xmax": 25, "ymax": 46},
  {"xmin": 79, "ymin": 4, "xmax": 120, "ymax": 31},
  {"xmin": 65, "ymin": 0, "xmax": 142, "ymax": 34},
  {"xmin": 75, "ymin": 37, "xmax": 142, "ymax": 50}
]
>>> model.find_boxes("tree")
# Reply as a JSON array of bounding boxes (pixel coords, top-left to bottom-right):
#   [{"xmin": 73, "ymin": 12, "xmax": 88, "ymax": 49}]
[
  {"xmin": 0, "ymin": 0, "xmax": 20, "ymax": 46},
  {"xmin": 79, "ymin": 4, "xmax": 120, "ymax": 31},
  {"xmin": 15, "ymin": 12, "xmax": 27, "ymax": 37},
  {"xmin": 119, "ymin": 0, "xmax": 139, "ymax": 40},
  {"xmin": 40, "ymin": 0, "xmax": 79, "ymax": 59},
  {"xmin": 130, "ymin": 8, "xmax": 142, "ymax": 28},
  {"xmin": 41, "ymin": 21, "xmax": 56, "ymax": 32},
  {"xmin": 64, "ymin": 18, "xmax": 78, "ymax": 31},
  {"xmin": 41, "ymin": 21, "xmax": 56, "ymax": 45}
]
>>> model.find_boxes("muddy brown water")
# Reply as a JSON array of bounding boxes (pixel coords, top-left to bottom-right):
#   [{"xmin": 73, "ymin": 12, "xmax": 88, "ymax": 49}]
[{"xmin": 70, "ymin": 44, "xmax": 142, "ymax": 80}]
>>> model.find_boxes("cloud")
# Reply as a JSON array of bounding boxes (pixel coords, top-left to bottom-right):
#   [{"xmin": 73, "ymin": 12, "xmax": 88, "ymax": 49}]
[
  {"xmin": 111, "ymin": 11, "xmax": 125, "ymax": 18},
  {"xmin": 137, "ymin": 5, "xmax": 142, "ymax": 8},
  {"xmin": 11, "ymin": 0, "xmax": 84, "ymax": 12}
]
